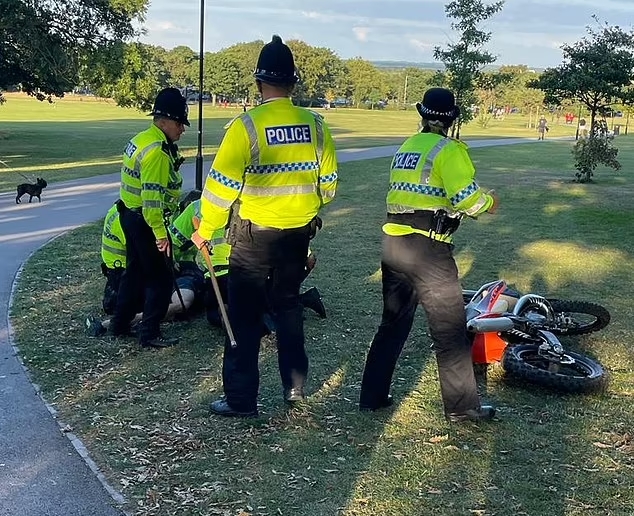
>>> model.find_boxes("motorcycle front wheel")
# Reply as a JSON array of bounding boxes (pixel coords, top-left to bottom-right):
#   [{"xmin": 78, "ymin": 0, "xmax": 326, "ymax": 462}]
[
  {"xmin": 501, "ymin": 344, "xmax": 607, "ymax": 393},
  {"xmin": 547, "ymin": 299, "xmax": 611, "ymax": 336}
]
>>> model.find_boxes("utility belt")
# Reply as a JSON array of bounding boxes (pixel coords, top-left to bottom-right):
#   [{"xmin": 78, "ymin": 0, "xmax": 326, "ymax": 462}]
[
  {"xmin": 116, "ymin": 200, "xmax": 172, "ymax": 222},
  {"xmin": 386, "ymin": 210, "xmax": 462, "ymax": 238},
  {"xmin": 227, "ymin": 211, "xmax": 318, "ymax": 245},
  {"xmin": 116, "ymin": 200, "xmax": 141, "ymax": 214}
]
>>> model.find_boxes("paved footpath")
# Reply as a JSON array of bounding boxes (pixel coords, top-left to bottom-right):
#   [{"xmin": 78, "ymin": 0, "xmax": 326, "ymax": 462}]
[{"xmin": 0, "ymin": 137, "xmax": 539, "ymax": 515}]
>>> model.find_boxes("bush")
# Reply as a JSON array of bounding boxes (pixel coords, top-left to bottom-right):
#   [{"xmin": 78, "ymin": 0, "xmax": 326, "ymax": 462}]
[{"xmin": 572, "ymin": 124, "xmax": 621, "ymax": 183}]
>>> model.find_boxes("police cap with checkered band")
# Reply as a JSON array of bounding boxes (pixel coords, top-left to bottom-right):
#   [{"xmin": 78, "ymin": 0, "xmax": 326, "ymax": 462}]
[
  {"xmin": 149, "ymin": 87, "xmax": 190, "ymax": 127},
  {"xmin": 416, "ymin": 88, "xmax": 460, "ymax": 124},
  {"xmin": 253, "ymin": 35, "xmax": 299, "ymax": 86}
]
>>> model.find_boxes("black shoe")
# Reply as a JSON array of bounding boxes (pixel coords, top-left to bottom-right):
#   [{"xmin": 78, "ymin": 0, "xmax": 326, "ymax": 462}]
[
  {"xmin": 300, "ymin": 287, "xmax": 327, "ymax": 318},
  {"xmin": 139, "ymin": 335, "xmax": 179, "ymax": 349},
  {"xmin": 446, "ymin": 405, "xmax": 496, "ymax": 423},
  {"xmin": 359, "ymin": 395, "xmax": 393, "ymax": 412},
  {"xmin": 85, "ymin": 316, "xmax": 106, "ymax": 337},
  {"xmin": 209, "ymin": 398, "xmax": 258, "ymax": 418},
  {"xmin": 284, "ymin": 387, "xmax": 306, "ymax": 404}
]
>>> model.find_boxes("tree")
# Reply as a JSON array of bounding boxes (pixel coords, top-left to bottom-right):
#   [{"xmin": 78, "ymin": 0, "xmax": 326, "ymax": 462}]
[
  {"xmin": 204, "ymin": 52, "xmax": 240, "ymax": 103},
  {"xmin": 223, "ymin": 41, "xmax": 265, "ymax": 103},
  {"xmin": 433, "ymin": 0, "xmax": 505, "ymax": 138},
  {"xmin": 0, "ymin": 0, "xmax": 147, "ymax": 104},
  {"xmin": 164, "ymin": 46, "xmax": 198, "ymax": 88},
  {"xmin": 84, "ymin": 43, "xmax": 169, "ymax": 111},
  {"xmin": 343, "ymin": 58, "xmax": 380, "ymax": 108},
  {"xmin": 530, "ymin": 20, "xmax": 634, "ymax": 182},
  {"xmin": 287, "ymin": 41, "xmax": 343, "ymax": 101}
]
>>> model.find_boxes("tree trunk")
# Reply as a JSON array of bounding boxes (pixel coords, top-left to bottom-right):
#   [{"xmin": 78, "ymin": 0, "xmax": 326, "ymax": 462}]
[
  {"xmin": 626, "ymin": 111, "xmax": 630, "ymax": 136},
  {"xmin": 212, "ymin": 93, "xmax": 217, "ymax": 107}
]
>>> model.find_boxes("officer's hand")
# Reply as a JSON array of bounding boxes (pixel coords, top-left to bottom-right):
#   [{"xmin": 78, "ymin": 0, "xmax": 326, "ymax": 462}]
[
  {"xmin": 309, "ymin": 216, "xmax": 323, "ymax": 239},
  {"xmin": 156, "ymin": 238, "xmax": 171, "ymax": 256},
  {"xmin": 191, "ymin": 230, "xmax": 209, "ymax": 251},
  {"xmin": 487, "ymin": 190, "xmax": 499, "ymax": 214},
  {"xmin": 306, "ymin": 252, "xmax": 317, "ymax": 271}
]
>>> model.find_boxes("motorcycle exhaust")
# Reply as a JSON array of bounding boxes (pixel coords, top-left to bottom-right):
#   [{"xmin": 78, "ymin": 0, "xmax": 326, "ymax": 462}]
[{"xmin": 467, "ymin": 316, "xmax": 515, "ymax": 333}]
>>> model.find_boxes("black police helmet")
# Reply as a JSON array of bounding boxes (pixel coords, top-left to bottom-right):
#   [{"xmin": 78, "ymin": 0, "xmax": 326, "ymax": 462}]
[
  {"xmin": 416, "ymin": 88, "xmax": 460, "ymax": 124},
  {"xmin": 149, "ymin": 87, "xmax": 190, "ymax": 127},
  {"xmin": 253, "ymin": 35, "xmax": 299, "ymax": 86},
  {"xmin": 178, "ymin": 189, "xmax": 202, "ymax": 214}
]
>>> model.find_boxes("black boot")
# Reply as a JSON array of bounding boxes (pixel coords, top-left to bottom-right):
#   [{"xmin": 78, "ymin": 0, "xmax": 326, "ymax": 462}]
[{"xmin": 300, "ymin": 287, "xmax": 326, "ymax": 318}]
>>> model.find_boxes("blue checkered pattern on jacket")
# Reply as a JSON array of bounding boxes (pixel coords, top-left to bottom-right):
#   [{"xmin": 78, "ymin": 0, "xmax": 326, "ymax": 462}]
[
  {"xmin": 450, "ymin": 182, "xmax": 478, "ymax": 205},
  {"xmin": 389, "ymin": 182, "xmax": 446, "ymax": 198},
  {"xmin": 142, "ymin": 182, "xmax": 166, "ymax": 193},
  {"xmin": 320, "ymin": 172, "xmax": 338, "ymax": 184},
  {"xmin": 245, "ymin": 161, "xmax": 319, "ymax": 174},
  {"xmin": 210, "ymin": 169, "xmax": 243, "ymax": 191},
  {"xmin": 122, "ymin": 166, "xmax": 140, "ymax": 179}
]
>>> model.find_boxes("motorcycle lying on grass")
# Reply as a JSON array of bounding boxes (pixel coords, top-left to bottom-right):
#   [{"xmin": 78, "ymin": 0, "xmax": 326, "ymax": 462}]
[{"xmin": 463, "ymin": 280, "xmax": 610, "ymax": 393}]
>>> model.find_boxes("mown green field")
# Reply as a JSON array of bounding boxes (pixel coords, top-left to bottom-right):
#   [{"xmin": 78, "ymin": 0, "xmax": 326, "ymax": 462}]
[
  {"xmin": 11, "ymin": 139, "xmax": 634, "ymax": 516},
  {"xmin": 0, "ymin": 93, "xmax": 580, "ymax": 192}
]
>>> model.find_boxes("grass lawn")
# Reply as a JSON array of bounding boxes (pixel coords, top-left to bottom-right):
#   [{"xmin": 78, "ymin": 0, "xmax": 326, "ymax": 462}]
[
  {"xmin": 0, "ymin": 93, "xmax": 580, "ymax": 192},
  {"xmin": 10, "ymin": 138, "xmax": 634, "ymax": 515}
]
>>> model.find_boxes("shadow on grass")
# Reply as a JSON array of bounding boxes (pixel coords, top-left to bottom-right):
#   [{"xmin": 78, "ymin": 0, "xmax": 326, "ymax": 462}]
[{"xmin": 9, "ymin": 143, "xmax": 634, "ymax": 515}]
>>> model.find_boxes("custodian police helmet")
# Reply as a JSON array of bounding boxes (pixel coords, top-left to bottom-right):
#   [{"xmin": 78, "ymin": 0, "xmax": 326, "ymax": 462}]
[{"xmin": 253, "ymin": 35, "xmax": 299, "ymax": 86}]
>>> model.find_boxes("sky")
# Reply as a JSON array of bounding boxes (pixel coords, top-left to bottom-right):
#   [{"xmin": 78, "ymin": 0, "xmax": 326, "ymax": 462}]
[{"xmin": 139, "ymin": 0, "xmax": 634, "ymax": 69}]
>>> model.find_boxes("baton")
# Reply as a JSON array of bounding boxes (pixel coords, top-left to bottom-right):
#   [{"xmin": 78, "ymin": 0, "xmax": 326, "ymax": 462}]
[
  {"xmin": 163, "ymin": 216, "xmax": 187, "ymax": 314},
  {"xmin": 192, "ymin": 216, "xmax": 237, "ymax": 348},
  {"xmin": 200, "ymin": 244, "xmax": 237, "ymax": 348}
]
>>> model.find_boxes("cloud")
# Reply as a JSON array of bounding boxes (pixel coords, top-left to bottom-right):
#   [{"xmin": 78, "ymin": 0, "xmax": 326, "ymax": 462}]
[
  {"xmin": 352, "ymin": 27, "xmax": 369, "ymax": 42},
  {"xmin": 409, "ymin": 38, "xmax": 435, "ymax": 52}
]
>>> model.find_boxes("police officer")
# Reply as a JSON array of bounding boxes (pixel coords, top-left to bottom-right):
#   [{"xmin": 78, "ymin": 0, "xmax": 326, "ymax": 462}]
[
  {"xmin": 109, "ymin": 87, "xmax": 188, "ymax": 348},
  {"xmin": 100, "ymin": 201, "xmax": 127, "ymax": 315},
  {"xmin": 192, "ymin": 35, "xmax": 338, "ymax": 417},
  {"xmin": 359, "ymin": 88, "xmax": 498, "ymax": 423}
]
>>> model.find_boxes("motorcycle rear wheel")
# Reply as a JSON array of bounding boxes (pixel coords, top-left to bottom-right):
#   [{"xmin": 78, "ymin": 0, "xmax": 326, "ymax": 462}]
[
  {"xmin": 501, "ymin": 344, "xmax": 607, "ymax": 393},
  {"xmin": 547, "ymin": 299, "xmax": 611, "ymax": 335}
]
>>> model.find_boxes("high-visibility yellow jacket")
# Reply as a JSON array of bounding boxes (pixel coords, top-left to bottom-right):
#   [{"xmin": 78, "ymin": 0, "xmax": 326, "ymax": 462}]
[
  {"xmin": 383, "ymin": 132, "xmax": 493, "ymax": 239},
  {"xmin": 101, "ymin": 203, "xmax": 126, "ymax": 269},
  {"xmin": 198, "ymin": 98, "xmax": 338, "ymax": 239},
  {"xmin": 119, "ymin": 124, "xmax": 183, "ymax": 240},
  {"xmin": 169, "ymin": 200, "xmax": 231, "ymax": 277}
]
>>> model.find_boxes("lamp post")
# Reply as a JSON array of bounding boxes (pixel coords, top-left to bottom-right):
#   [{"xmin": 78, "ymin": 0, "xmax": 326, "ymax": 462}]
[{"xmin": 195, "ymin": 0, "xmax": 205, "ymax": 190}]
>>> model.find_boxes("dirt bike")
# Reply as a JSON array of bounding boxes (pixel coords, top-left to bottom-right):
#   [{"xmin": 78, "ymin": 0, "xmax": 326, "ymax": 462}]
[{"xmin": 463, "ymin": 280, "xmax": 610, "ymax": 393}]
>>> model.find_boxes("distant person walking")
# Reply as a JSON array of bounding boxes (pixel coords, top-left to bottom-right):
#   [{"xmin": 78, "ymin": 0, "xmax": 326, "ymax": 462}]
[{"xmin": 537, "ymin": 116, "xmax": 549, "ymax": 140}]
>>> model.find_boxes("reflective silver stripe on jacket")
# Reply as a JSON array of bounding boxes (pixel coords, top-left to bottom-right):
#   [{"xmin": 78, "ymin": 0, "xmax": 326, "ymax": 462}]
[
  {"xmin": 101, "ymin": 243, "xmax": 126, "ymax": 257},
  {"xmin": 386, "ymin": 204, "xmax": 416, "ymax": 214},
  {"xmin": 464, "ymin": 193, "xmax": 489, "ymax": 216},
  {"xmin": 134, "ymin": 141, "xmax": 163, "ymax": 173},
  {"xmin": 143, "ymin": 200, "xmax": 162, "ymax": 209},
  {"xmin": 121, "ymin": 183, "xmax": 141, "ymax": 196},
  {"xmin": 211, "ymin": 235, "xmax": 227, "ymax": 246},
  {"xmin": 313, "ymin": 113, "xmax": 325, "ymax": 165},
  {"xmin": 241, "ymin": 113, "xmax": 260, "ymax": 165},
  {"xmin": 241, "ymin": 184, "xmax": 317, "ymax": 196},
  {"xmin": 420, "ymin": 138, "xmax": 452, "ymax": 185},
  {"xmin": 203, "ymin": 188, "xmax": 234, "ymax": 209}
]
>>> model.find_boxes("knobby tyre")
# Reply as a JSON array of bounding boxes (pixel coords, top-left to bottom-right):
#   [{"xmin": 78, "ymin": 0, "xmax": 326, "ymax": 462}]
[
  {"xmin": 501, "ymin": 344, "xmax": 607, "ymax": 394},
  {"xmin": 547, "ymin": 299, "xmax": 611, "ymax": 336}
]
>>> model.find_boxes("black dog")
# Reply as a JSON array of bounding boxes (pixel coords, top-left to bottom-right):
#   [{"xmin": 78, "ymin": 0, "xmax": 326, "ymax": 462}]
[{"xmin": 16, "ymin": 178, "xmax": 48, "ymax": 204}]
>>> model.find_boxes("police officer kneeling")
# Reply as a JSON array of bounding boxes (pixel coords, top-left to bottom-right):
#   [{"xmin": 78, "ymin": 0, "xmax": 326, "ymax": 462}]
[
  {"xmin": 109, "ymin": 87, "xmax": 187, "ymax": 348},
  {"xmin": 359, "ymin": 88, "xmax": 499, "ymax": 423},
  {"xmin": 192, "ymin": 35, "xmax": 338, "ymax": 417}
]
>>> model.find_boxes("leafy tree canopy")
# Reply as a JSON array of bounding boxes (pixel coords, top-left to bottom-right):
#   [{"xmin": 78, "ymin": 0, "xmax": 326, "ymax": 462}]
[{"xmin": 0, "ymin": 0, "xmax": 147, "ymax": 103}]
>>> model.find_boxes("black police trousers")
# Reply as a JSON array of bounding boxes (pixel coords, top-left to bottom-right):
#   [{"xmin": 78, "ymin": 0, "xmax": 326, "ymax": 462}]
[
  {"xmin": 222, "ymin": 223, "xmax": 311, "ymax": 411},
  {"xmin": 359, "ymin": 232, "xmax": 480, "ymax": 414},
  {"xmin": 110, "ymin": 207, "xmax": 172, "ymax": 342}
]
